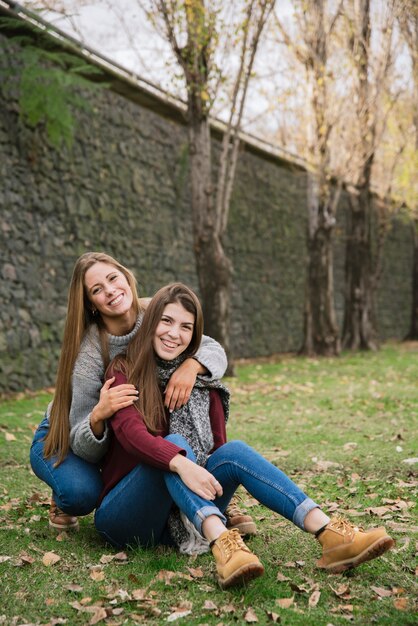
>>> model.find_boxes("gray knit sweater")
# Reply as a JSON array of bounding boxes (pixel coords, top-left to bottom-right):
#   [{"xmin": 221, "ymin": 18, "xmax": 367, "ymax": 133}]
[{"xmin": 50, "ymin": 313, "xmax": 227, "ymax": 463}]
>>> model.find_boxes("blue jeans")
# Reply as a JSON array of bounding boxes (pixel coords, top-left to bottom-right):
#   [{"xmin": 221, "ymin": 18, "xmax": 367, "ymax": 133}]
[
  {"xmin": 95, "ymin": 434, "xmax": 318, "ymax": 548},
  {"xmin": 30, "ymin": 417, "xmax": 103, "ymax": 515}
]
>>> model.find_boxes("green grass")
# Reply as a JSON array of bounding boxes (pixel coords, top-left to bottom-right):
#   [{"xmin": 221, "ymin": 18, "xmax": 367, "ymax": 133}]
[{"xmin": 0, "ymin": 343, "xmax": 417, "ymax": 625}]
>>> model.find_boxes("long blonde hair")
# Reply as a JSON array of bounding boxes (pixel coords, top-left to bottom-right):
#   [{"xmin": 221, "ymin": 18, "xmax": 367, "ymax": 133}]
[
  {"xmin": 44, "ymin": 252, "xmax": 140, "ymax": 464},
  {"xmin": 111, "ymin": 283, "xmax": 203, "ymax": 434}
]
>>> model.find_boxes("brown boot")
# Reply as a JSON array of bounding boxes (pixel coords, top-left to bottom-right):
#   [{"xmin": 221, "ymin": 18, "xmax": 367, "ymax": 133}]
[
  {"xmin": 225, "ymin": 501, "xmax": 257, "ymax": 537},
  {"xmin": 316, "ymin": 516, "xmax": 394, "ymax": 573},
  {"xmin": 49, "ymin": 498, "xmax": 79, "ymax": 531},
  {"xmin": 211, "ymin": 528, "xmax": 264, "ymax": 589}
]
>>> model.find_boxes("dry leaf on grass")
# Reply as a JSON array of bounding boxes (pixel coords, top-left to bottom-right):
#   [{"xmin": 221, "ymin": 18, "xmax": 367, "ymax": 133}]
[
  {"xmin": 166, "ymin": 609, "xmax": 192, "ymax": 622},
  {"xmin": 90, "ymin": 569, "xmax": 105, "ymax": 582},
  {"xmin": 244, "ymin": 607, "xmax": 258, "ymax": 622},
  {"xmin": 89, "ymin": 606, "xmax": 107, "ymax": 625},
  {"xmin": 308, "ymin": 590, "xmax": 321, "ymax": 608},
  {"xmin": 42, "ymin": 551, "xmax": 61, "ymax": 566},
  {"xmin": 330, "ymin": 583, "xmax": 350, "ymax": 599},
  {"xmin": 187, "ymin": 566, "xmax": 204, "ymax": 578},
  {"xmin": 203, "ymin": 600, "xmax": 217, "ymax": 611},
  {"xmin": 393, "ymin": 598, "xmax": 409, "ymax": 611},
  {"xmin": 276, "ymin": 597, "xmax": 294, "ymax": 609},
  {"xmin": 370, "ymin": 586, "xmax": 392, "ymax": 598}
]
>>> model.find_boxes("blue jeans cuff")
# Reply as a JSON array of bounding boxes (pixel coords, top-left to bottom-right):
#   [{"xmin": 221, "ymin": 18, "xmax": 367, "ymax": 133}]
[
  {"xmin": 293, "ymin": 498, "xmax": 319, "ymax": 530},
  {"xmin": 193, "ymin": 506, "xmax": 226, "ymax": 535}
]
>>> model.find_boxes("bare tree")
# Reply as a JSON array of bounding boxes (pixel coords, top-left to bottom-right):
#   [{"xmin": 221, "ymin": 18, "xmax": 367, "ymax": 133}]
[
  {"xmin": 398, "ymin": 0, "xmax": 418, "ymax": 339},
  {"xmin": 150, "ymin": 0, "xmax": 274, "ymax": 372},
  {"xmin": 341, "ymin": 0, "xmax": 399, "ymax": 350},
  {"xmin": 275, "ymin": 0, "xmax": 343, "ymax": 356}
]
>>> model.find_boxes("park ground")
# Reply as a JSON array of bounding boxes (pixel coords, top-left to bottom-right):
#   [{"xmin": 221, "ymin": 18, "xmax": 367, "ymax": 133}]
[{"xmin": 0, "ymin": 342, "xmax": 417, "ymax": 625}]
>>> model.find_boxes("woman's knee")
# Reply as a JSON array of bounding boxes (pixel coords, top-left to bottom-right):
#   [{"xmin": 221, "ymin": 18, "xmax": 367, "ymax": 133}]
[
  {"xmin": 165, "ymin": 433, "xmax": 196, "ymax": 460},
  {"xmin": 220, "ymin": 440, "xmax": 252, "ymax": 458},
  {"xmin": 58, "ymin": 476, "xmax": 102, "ymax": 514}
]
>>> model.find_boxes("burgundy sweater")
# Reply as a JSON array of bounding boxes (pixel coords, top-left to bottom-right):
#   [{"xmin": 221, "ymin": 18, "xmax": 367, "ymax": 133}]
[{"xmin": 99, "ymin": 370, "xmax": 227, "ymax": 503}]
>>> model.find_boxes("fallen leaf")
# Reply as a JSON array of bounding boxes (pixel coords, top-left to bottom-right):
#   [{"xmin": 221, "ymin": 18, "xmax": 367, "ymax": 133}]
[
  {"xmin": 5, "ymin": 432, "xmax": 16, "ymax": 441},
  {"xmin": 371, "ymin": 586, "xmax": 392, "ymax": 598},
  {"xmin": 0, "ymin": 556, "xmax": 11, "ymax": 563},
  {"xmin": 166, "ymin": 609, "xmax": 192, "ymax": 622},
  {"xmin": 290, "ymin": 582, "xmax": 309, "ymax": 594},
  {"xmin": 187, "ymin": 566, "xmax": 204, "ymax": 578},
  {"xmin": 203, "ymin": 600, "xmax": 217, "ymax": 610},
  {"xmin": 99, "ymin": 554, "xmax": 114, "ymax": 564},
  {"xmin": 276, "ymin": 572, "xmax": 290, "ymax": 582},
  {"xmin": 308, "ymin": 590, "xmax": 321, "ymax": 608},
  {"xmin": 366, "ymin": 506, "xmax": 391, "ymax": 517},
  {"xmin": 330, "ymin": 583, "xmax": 350, "ymax": 598},
  {"xmin": 244, "ymin": 607, "xmax": 258, "ymax": 622},
  {"xmin": 266, "ymin": 611, "xmax": 281, "ymax": 623},
  {"xmin": 276, "ymin": 597, "xmax": 294, "ymax": 609},
  {"xmin": 16, "ymin": 552, "xmax": 35, "ymax": 566},
  {"xmin": 343, "ymin": 442, "xmax": 357, "ymax": 451},
  {"xmin": 313, "ymin": 459, "xmax": 342, "ymax": 472},
  {"xmin": 42, "ymin": 551, "xmax": 61, "ymax": 566},
  {"xmin": 112, "ymin": 607, "xmax": 124, "ymax": 616},
  {"xmin": 155, "ymin": 570, "xmax": 177, "ymax": 585},
  {"xmin": 65, "ymin": 583, "xmax": 83, "ymax": 593},
  {"xmin": 393, "ymin": 598, "xmax": 408, "ymax": 610},
  {"xmin": 89, "ymin": 607, "xmax": 107, "ymax": 624},
  {"xmin": 90, "ymin": 569, "xmax": 105, "ymax": 581}
]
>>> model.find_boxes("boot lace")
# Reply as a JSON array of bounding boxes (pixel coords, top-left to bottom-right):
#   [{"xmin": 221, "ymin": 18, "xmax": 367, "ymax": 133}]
[
  {"xmin": 329, "ymin": 516, "xmax": 362, "ymax": 534},
  {"xmin": 225, "ymin": 495, "xmax": 247, "ymax": 519},
  {"xmin": 218, "ymin": 529, "xmax": 250, "ymax": 558}
]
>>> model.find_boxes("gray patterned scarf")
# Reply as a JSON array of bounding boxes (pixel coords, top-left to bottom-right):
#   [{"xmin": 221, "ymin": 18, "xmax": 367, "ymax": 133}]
[{"xmin": 156, "ymin": 355, "xmax": 229, "ymax": 552}]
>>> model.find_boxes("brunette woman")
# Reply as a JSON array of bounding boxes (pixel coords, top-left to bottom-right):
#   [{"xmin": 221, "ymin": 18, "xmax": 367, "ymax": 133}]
[{"xmin": 95, "ymin": 283, "xmax": 394, "ymax": 589}]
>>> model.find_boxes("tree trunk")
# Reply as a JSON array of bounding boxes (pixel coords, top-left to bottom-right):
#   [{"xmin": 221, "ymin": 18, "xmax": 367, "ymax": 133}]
[
  {"xmin": 187, "ymin": 116, "xmax": 234, "ymax": 374},
  {"xmin": 405, "ymin": 220, "xmax": 418, "ymax": 340},
  {"xmin": 302, "ymin": 219, "xmax": 340, "ymax": 356},
  {"xmin": 342, "ymin": 183, "xmax": 379, "ymax": 350}
]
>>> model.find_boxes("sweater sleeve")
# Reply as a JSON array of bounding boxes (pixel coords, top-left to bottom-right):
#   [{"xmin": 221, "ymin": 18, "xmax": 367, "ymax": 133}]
[
  {"xmin": 69, "ymin": 332, "xmax": 110, "ymax": 463},
  {"xmin": 109, "ymin": 371, "xmax": 186, "ymax": 469},
  {"xmin": 209, "ymin": 389, "xmax": 227, "ymax": 450},
  {"xmin": 194, "ymin": 334, "xmax": 227, "ymax": 380}
]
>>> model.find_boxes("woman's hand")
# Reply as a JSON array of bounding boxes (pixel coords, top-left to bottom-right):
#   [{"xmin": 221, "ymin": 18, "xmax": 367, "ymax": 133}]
[
  {"xmin": 169, "ymin": 454, "xmax": 223, "ymax": 500},
  {"xmin": 90, "ymin": 377, "xmax": 138, "ymax": 437},
  {"xmin": 164, "ymin": 358, "xmax": 207, "ymax": 412}
]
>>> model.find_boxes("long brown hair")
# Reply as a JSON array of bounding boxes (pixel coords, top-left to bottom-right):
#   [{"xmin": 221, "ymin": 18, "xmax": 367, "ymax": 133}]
[
  {"xmin": 112, "ymin": 283, "xmax": 203, "ymax": 434},
  {"xmin": 44, "ymin": 252, "xmax": 140, "ymax": 464}
]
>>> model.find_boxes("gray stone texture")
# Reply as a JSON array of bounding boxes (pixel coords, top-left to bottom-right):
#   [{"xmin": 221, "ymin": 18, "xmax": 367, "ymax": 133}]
[{"xmin": 0, "ymin": 35, "xmax": 413, "ymax": 393}]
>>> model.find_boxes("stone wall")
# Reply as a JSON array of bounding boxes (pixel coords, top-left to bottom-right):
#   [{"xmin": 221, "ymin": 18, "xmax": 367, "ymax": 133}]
[{"xmin": 0, "ymin": 34, "xmax": 413, "ymax": 393}]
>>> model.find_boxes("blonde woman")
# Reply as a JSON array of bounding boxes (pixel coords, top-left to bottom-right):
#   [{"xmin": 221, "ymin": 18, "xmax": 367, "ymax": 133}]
[{"xmin": 30, "ymin": 253, "xmax": 227, "ymax": 531}]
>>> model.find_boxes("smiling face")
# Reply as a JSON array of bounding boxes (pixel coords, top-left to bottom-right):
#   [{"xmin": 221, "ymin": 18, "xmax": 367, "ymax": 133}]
[
  {"xmin": 153, "ymin": 301, "xmax": 195, "ymax": 361},
  {"xmin": 84, "ymin": 261, "xmax": 135, "ymax": 334}
]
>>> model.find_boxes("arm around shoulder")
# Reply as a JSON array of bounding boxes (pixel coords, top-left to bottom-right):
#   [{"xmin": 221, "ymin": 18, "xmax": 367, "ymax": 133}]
[{"xmin": 194, "ymin": 334, "xmax": 227, "ymax": 380}]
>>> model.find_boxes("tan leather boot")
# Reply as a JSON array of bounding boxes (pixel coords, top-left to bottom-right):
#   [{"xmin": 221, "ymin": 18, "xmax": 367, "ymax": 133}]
[
  {"xmin": 49, "ymin": 498, "xmax": 79, "ymax": 531},
  {"xmin": 225, "ymin": 500, "xmax": 257, "ymax": 537},
  {"xmin": 316, "ymin": 516, "xmax": 394, "ymax": 573},
  {"xmin": 211, "ymin": 528, "xmax": 264, "ymax": 589}
]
